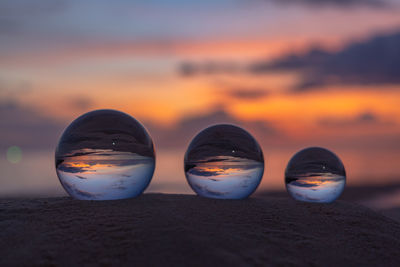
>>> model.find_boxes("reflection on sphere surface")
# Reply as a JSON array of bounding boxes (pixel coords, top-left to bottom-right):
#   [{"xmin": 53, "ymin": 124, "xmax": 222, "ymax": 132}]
[
  {"xmin": 285, "ymin": 147, "xmax": 346, "ymax": 203},
  {"xmin": 184, "ymin": 124, "xmax": 264, "ymax": 199},
  {"xmin": 55, "ymin": 109, "xmax": 155, "ymax": 200}
]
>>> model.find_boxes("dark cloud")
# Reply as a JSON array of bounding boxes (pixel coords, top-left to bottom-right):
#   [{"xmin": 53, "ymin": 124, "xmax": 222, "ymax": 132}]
[
  {"xmin": 56, "ymin": 165, "xmax": 89, "ymax": 174},
  {"xmin": 250, "ymin": 31, "xmax": 400, "ymax": 90},
  {"xmin": 357, "ymin": 112, "xmax": 377, "ymax": 123},
  {"xmin": 249, "ymin": 48, "xmax": 329, "ymax": 74},
  {"xmin": 226, "ymin": 88, "xmax": 269, "ymax": 100},
  {"xmin": 178, "ymin": 61, "xmax": 240, "ymax": 76},
  {"xmin": 69, "ymin": 97, "xmax": 92, "ymax": 111},
  {"xmin": 0, "ymin": 100, "xmax": 64, "ymax": 150},
  {"xmin": 318, "ymin": 112, "xmax": 394, "ymax": 127}
]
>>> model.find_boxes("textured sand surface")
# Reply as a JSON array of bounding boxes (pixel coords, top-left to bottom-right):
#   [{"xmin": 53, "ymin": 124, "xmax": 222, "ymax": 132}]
[{"xmin": 1, "ymin": 194, "xmax": 400, "ymax": 266}]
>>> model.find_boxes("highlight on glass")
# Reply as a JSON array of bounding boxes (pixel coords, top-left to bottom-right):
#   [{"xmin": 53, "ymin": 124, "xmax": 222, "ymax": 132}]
[
  {"xmin": 184, "ymin": 124, "xmax": 264, "ymax": 199},
  {"xmin": 55, "ymin": 109, "xmax": 155, "ymax": 200},
  {"xmin": 285, "ymin": 147, "xmax": 346, "ymax": 203}
]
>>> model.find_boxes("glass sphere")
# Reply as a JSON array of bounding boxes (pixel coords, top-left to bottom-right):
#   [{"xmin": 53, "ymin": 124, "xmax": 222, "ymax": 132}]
[
  {"xmin": 285, "ymin": 147, "xmax": 346, "ymax": 203},
  {"xmin": 55, "ymin": 109, "xmax": 155, "ymax": 200},
  {"xmin": 184, "ymin": 124, "xmax": 264, "ymax": 199}
]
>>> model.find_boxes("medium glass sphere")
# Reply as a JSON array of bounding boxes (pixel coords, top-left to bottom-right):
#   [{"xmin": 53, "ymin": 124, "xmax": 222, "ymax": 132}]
[
  {"xmin": 55, "ymin": 109, "xmax": 155, "ymax": 200},
  {"xmin": 184, "ymin": 124, "xmax": 264, "ymax": 199},
  {"xmin": 285, "ymin": 147, "xmax": 346, "ymax": 203}
]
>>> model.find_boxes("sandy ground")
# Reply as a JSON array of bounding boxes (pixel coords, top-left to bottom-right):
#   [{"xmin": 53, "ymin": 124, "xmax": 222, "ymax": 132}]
[
  {"xmin": 259, "ymin": 183, "xmax": 400, "ymax": 223},
  {"xmin": 1, "ymin": 194, "xmax": 400, "ymax": 266}
]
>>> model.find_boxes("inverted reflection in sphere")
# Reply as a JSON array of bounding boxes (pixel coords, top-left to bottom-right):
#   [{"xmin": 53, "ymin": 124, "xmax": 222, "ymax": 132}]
[
  {"xmin": 285, "ymin": 147, "xmax": 346, "ymax": 203},
  {"xmin": 55, "ymin": 109, "xmax": 155, "ymax": 200},
  {"xmin": 184, "ymin": 124, "xmax": 264, "ymax": 199}
]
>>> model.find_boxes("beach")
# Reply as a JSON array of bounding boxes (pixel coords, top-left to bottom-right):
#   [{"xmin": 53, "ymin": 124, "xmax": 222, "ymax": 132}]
[{"xmin": 1, "ymin": 194, "xmax": 400, "ymax": 266}]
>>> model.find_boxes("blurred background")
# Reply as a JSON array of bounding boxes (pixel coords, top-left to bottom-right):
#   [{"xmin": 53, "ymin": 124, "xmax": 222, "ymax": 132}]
[{"xmin": 1, "ymin": 0, "xmax": 400, "ymax": 209}]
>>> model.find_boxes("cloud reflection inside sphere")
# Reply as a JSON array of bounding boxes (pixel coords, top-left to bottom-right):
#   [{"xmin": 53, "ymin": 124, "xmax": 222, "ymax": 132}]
[
  {"xmin": 285, "ymin": 147, "xmax": 346, "ymax": 203},
  {"xmin": 55, "ymin": 109, "xmax": 155, "ymax": 200},
  {"xmin": 184, "ymin": 124, "xmax": 264, "ymax": 199}
]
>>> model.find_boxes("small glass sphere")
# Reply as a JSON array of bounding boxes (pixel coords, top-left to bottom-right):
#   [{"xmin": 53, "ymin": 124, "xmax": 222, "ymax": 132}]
[
  {"xmin": 55, "ymin": 109, "xmax": 155, "ymax": 200},
  {"xmin": 285, "ymin": 147, "xmax": 346, "ymax": 203},
  {"xmin": 184, "ymin": 124, "xmax": 264, "ymax": 199}
]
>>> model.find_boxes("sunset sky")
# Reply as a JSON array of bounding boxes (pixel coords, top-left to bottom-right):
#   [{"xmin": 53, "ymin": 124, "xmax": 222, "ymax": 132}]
[{"xmin": 1, "ymin": 0, "xmax": 400, "ymax": 195}]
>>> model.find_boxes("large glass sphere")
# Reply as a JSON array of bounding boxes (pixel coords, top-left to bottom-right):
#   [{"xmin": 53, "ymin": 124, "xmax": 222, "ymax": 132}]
[
  {"xmin": 285, "ymin": 147, "xmax": 346, "ymax": 203},
  {"xmin": 55, "ymin": 109, "xmax": 155, "ymax": 200},
  {"xmin": 184, "ymin": 124, "xmax": 264, "ymax": 199}
]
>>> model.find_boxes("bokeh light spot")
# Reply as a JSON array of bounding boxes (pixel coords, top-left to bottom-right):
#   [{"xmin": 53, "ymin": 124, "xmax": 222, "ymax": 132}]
[{"xmin": 7, "ymin": 146, "xmax": 22, "ymax": 164}]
